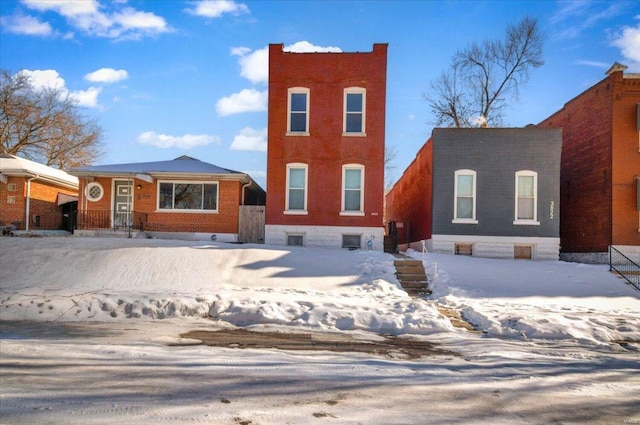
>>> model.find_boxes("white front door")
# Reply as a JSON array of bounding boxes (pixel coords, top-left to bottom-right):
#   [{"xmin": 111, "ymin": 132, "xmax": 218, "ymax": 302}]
[{"xmin": 113, "ymin": 180, "xmax": 133, "ymax": 229}]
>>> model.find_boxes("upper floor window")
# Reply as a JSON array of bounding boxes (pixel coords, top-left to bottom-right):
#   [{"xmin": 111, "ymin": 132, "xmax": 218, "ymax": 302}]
[
  {"xmin": 158, "ymin": 181, "xmax": 218, "ymax": 212},
  {"xmin": 287, "ymin": 87, "xmax": 309, "ymax": 135},
  {"xmin": 285, "ymin": 163, "xmax": 308, "ymax": 214},
  {"xmin": 514, "ymin": 170, "xmax": 539, "ymax": 225},
  {"xmin": 453, "ymin": 169, "xmax": 477, "ymax": 224},
  {"xmin": 343, "ymin": 87, "xmax": 366, "ymax": 135},
  {"xmin": 341, "ymin": 164, "xmax": 364, "ymax": 215}
]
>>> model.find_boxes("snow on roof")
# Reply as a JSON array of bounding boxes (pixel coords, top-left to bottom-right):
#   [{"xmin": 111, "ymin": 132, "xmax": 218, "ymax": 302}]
[
  {"xmin": 70, "ymin": 155, "xmax": 243, "ymax": 177},
  {"xmin": 0, "ymin": 154, "xmax": 79, "ymax": 188}
]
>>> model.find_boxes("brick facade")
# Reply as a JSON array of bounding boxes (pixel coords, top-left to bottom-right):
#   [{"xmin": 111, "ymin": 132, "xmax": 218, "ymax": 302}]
[
  {"xmin": 0, "ymin": 175, "xmax": 77, "ymax": 230},
  {"xmin": 77, "ymin": 177, "xmax": 244, "ymax": 234},
  {"xmin": 385, "ymin": 140, "xmax": 433, "ymax": 245},
  {"xmin": 265, "ymin": 43, "xmax": 387, "ymax": 248},
  {"xmin": 538, "ymin": 66, "xmax": 640, "ymax": 252}
]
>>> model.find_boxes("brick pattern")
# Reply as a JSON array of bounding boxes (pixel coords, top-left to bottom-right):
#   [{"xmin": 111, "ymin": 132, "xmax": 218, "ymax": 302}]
[
  {"xmin": 77, "ymin": 177, "xmax": 242, "ymax": 233},
  {"xmin": 266, "ymin": 44, "xmax": 387, "ymax": 230},
  {"xmin": 385, "ymin": 141, "xmax": 433, "ymax": 244},
  {"xmin": 539, "ymin": 70, "xmax": 640, "ymax": 251},
  {"xmin": 0, "ymin": 176, "xmax": 77, "ymax": 230}
]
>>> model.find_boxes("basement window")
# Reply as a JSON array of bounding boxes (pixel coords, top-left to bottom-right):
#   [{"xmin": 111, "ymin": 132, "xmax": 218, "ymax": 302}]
[
  {"xmin": 342, "ymin": 234, "xmax": 362, "ymax": 250},
  {"xmin": 455, "ymin": 243, "xmax": 473, "ymax": 256},
  {"xmin": 514, "ymin": 245, "xmax": 533, "ymax": 260},
  {"xmin": 287, "ymin": 234, "xmax": 304, "ymax": 246}
]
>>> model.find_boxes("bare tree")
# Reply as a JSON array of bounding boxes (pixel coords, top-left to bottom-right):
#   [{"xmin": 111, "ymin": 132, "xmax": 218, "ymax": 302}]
[
  {"xmin": 384, "ymin": 144, "xmax": 398, "ymax": 190},
  {"xmin": 0, "ymin": 70, "xmax": 103, "ymax": 169},
  {"xmin": 425, "ymin": 16, "xmax": 543, "ymax": 127}
]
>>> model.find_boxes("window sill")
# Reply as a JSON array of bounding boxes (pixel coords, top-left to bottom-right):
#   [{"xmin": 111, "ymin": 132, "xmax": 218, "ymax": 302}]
[
  {"xmin": 156, "ymin": 209, "xmax": 219, "ymax": 214},
  {"xmin": 513, "ymin": 220, "xmax": 540, "ymax": 226},
  {"xmin": 284, "ymin": 210, "xmax": 308, "ymax": 215},
  {"xmin": 342, "ymin": 132, "xmax": 367, "ymax": 137},
  {"xmin": 340, "ymin": 211, "xmax": 365, "ymax": 217},
  {"xmin": 286, "ymin": 132, "xmax": 310, "ymax": 137},
  {"xmin": 452, "ymin": 218, "xmax": 478, "ymax": 224}
]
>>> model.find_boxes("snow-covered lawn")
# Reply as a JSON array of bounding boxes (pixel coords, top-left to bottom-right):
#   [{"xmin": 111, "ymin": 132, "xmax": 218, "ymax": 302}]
[{"xmin": 1, "ymin": 236, "xmax": 639, "ymax": 424}]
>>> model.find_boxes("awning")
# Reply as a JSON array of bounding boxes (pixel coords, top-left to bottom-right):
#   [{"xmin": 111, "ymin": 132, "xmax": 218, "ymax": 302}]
[{"xmin": 57, "ymin": 193, "xmax": 78, "ymax": 206}]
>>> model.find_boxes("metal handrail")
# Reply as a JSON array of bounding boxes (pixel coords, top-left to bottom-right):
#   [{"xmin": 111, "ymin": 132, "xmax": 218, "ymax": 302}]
[{"xmin": 609, "ymin": 245, "xmax": 640, "ymax": 290}]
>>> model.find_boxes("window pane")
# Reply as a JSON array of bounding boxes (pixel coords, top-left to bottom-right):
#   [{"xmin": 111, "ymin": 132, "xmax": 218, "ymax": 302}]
[
  {"xmin": 518, "ymin": 198, "xmax": 534, "ymax": 219},
  {"xmin": 289, "ymin": 168, "xmax": 305, "ymax": 188},
  {"xmin": 518, "ymin": 176, "xmax": 534, "ymax": 197},
  {"xmin": 346, "ymin": 93, "xmax": 362, "ymax": 112},
  {"xmin": 159, "ymin": 183, "xmax": 173, "ymax": 209},
  {"xmin": 457, "ymin": 197, "xmax": 473, "ymax": 219},
  {"xmin": 203, "ymin": 184, "xmax": 217, "ymax": 210},
  {"xmin": 345, "ymin": 190, "xmax": 361, "ymax": 211},
  {"xmin": 346, "ymin": 113, "xmax": 362, "ymax": 133},
  {"xmin": 290, "ymin": 112, "xmax": 307, "ymax": 132},
  {"xmin": 174, "ymin": 184, "xmax": 202, "ymax": 210},
  {"xmin": 289, "ymin": 188, "xmax": 305, "ymax": 210},
  {"xmin": 457, "ymin": 175, "xmax": 473, "ymax": 197},
  {"xmin": 290, "ymin": 93, "xmax": 307, "ymax": 112},
  {"xmin": 345, "ymin": 169, "xmax": 361, "ymax": 189}
]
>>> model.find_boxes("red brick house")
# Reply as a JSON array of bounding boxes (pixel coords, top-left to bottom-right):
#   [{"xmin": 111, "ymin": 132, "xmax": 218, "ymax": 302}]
[
  {"xmin": 0, "ymin": 154, "xmax": 78, "ymax": 233},
  {"xmin": 265, "ymin": 43, "xmax": 388, "ymax": 250},
  {"xmin": 70, "ymin": 156, "xmax": 265, "ymax": 242},
  {"xmin": 538, "ymin": 63, "xmax": 640, "ymax": 262}
]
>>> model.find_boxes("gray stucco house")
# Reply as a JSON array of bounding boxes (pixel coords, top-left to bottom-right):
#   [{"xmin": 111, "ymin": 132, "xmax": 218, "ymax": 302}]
[{"xmin": 386, "ymin": 127, "xmax": 563, "ymax": 260}]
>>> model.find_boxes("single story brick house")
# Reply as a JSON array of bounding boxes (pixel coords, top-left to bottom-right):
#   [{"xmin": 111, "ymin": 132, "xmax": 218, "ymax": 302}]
[
  {"xmin": 70, "ymin": 156, "xmax": 265, "ymax": 242},
  {"xmin": 0, "ymin": 153, "xmax": 79, "ymax": 233},
  {"xmin": 386, "ymin": 128, "xmax": 562, "ymax": 260}
]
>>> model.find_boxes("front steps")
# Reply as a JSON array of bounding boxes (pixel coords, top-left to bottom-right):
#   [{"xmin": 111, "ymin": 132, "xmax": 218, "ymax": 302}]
[{"xmin": 394, "ymin": 259, "xmax": 431, "ymax": 295}]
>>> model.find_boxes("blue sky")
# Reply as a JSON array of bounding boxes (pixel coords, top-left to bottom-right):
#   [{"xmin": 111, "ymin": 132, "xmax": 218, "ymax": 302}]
[{"xmin": 1, "ymin": 0, "xmax": 639, "ymax": 190}]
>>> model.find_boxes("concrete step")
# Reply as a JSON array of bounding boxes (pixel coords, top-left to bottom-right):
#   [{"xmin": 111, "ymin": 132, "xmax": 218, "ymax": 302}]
[
  {"xmin": 393, "ymin": 259, "xmax": 423, "ymax": 267},
  {"xmin": 399, "ymin": 281, "xmax": 429, "ymax": 289},
  {"xmin": 397, "ymin": 273, "xmax": 428, "ymax": 282},
  {"xmin": 395, "ymin": 265, "xmax": 425, "ymax": 274}
]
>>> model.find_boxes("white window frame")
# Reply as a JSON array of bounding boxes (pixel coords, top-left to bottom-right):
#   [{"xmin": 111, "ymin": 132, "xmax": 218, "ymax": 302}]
[
  {"xmin": 343, "ymin": 87, "xmax": 366, "ymax": 136},
  {"xmin": 156, "ymin": 180, "xmax": 219, "ymax": 213},
  {"xmin": 453, "ymin": 169, "xmax": 478, "ymax": 224},
  {"xmin": 285, "ymin": 163, "xmax": 308, "ymax": 214},
  {"xmin": 514, "ymin": 170, "xmax": 540, "ymax": 225},
  {"xmin": 85, "ymin": 182, "xmax": 104, "ymax": 202},
  {"xmin": 287, "ymin": 87, "xmax": 310, "ymax": 135},
  {"xmin": 341, "ymin": 164, "xmax": 365, "ymax": 216}
]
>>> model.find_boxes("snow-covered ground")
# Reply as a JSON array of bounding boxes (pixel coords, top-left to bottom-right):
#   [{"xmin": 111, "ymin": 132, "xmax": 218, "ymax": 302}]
[{"xmin": 1, "ymin": 236, "xmax": 639, "ymax": 424}]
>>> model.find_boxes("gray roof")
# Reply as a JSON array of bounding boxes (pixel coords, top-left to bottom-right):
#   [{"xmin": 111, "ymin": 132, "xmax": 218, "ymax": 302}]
[{"xmin": 71, "ymin": 156, "xmax": 242, "ymax": 177}]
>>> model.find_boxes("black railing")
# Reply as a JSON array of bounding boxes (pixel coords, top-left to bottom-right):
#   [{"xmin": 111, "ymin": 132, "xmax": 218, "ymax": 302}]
[
  {"xmin": 77, "ymin": 210, "xmax": 147, "ymax": 232},
  {"xmin": 609, "ymin": 246, "xmax": 640, "ymax": 290}
]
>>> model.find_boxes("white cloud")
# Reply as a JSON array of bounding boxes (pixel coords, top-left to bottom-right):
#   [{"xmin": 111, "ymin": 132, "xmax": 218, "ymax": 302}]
[
  {"xmin": 20, "ymin": 0, "xmax": 170, "ymax": 40},
  {"xmin": 284, "ymin": 41, "xmax": 342, "ymax": 53},
  {"xmin": 185, "ymin": 0, "xmax": 249, "ymax": 18},
  {"xmin": 137, "ymin": 131, "xmax": 221, "ymax": 149},
  {"xmin": 612, "ymin": 21, "xmax": 640, "ymax": 65},
  {"xmin": 231, "ymin": 41, "xmax": 342, "ymax": 85},
  {"xmin": 70, "ymin": 87, "xmax": 102, "ymax": 108},
  {"xmin": 230, "ymin": 127, "xmax": 267, "ymax": 152},
  {"xmin": 216, "ymin": 88, "xmax": 267, "ymax": 116},
  {"xmin": 0, "ymin": 13, "xmax": 53, "ymax": 36},
  {"xmin": 85, "ymin": 68, "xmax": 129, "ymax": 83}
]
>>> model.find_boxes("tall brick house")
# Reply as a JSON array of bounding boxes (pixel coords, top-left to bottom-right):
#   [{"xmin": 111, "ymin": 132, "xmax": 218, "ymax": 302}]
[
  {"xmin": 538, "ymin": 63, "xmax": 640, "ymax": 262},
  {"xmin": 265, "ymin": 43, "xmax": 388, "ymax": 250},
  {"xmin": 70, "ymin": 156, "xmax": 265, "ymax": 242},
  {"xmin": 0, "ymin": 154, "xmax": 79, "ymax": 232}
]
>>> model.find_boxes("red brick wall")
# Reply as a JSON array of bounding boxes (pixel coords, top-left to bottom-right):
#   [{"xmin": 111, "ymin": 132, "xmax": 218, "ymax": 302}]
[
  {"xmin": 266, "ymin": 44, "xmax": 387, "ymax": 229},
  {"xmin": 611, "ymin": 74, "xmax": 640, "ymax": 246},
  {"xmin": 77, "ymin": 177, "xmax": 242, "ymax": 233},
  {"xmin": 538, "ymin": 76, "xmax": 614, "ymax": 252},
  {"xmin": 539, "ymin": 70, "xmax": 640, "ymax": 251},
  {"xmin": 385, "ymin": 140, "xmax": 433, "ymax": 244},
  {"xmin": 0, "ymin": 176, "xmax": 77, "ymax": 230}
]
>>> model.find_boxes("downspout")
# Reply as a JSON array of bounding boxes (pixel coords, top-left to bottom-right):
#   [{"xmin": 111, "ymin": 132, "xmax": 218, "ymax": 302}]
[
  {"xmin": 25, "ymin": 175, "xmax": 37, "ymax": 232},
  {"xmin": 241, "ymin": 181, "xmax": 251, "ymax": 205}
]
